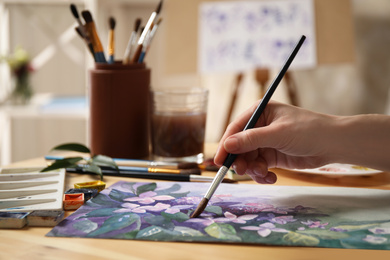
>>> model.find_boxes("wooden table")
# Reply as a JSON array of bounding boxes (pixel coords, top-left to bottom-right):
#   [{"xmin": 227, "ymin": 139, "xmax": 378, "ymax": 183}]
[{"xmin": 1, "ymin": 143, "xmax": 390, "ymax": 259}]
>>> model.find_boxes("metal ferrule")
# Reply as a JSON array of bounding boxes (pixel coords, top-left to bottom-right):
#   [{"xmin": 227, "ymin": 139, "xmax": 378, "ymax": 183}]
[{"xmin": 204, "ymin": 166, "xmax": 229, "ymax": 199}]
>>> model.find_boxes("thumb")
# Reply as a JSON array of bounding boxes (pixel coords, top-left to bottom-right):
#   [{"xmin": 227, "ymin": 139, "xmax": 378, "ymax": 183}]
[{"xmin": 224, "ymin": 127, "xmax": 277, "ymax": 154}]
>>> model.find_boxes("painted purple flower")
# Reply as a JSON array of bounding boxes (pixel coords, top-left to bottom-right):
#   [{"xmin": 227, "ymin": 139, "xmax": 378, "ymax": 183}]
[
  {"xmin": 186, "ymin": 211, "xmax": 257, "ymax": 226},
  {"xmin": 164, "ymin": 205, "xmax": 193, "ymax": 214},
  {"xmin": 241, "ymin": 222, "xmax": 289, "ymax": 237},
  {"xmin": 213, "ymin": 211, "xmax": 257, "ymax": 224},
  {"xmin": 245, "ymin": 202, "xmax": 288, "ymax": 214},
  {"xmin": 114, "ymin": 202, "xmax": 170, "ymax": 213},
  {"xmin": 368, "ymin": 227, "xmax": 390, "ymax": 235},
  {"xmin": 269, "ymin": 214, "xmax": 296, "ymax": 225},
  {"xmin": 363, "ymin": 235, "xmax": 388, "ymax": 244},
  {"xmin": 301, "ymin": 220, "xmax": 328, "ymax": 229},
  {"xmin": 124, "ymin": 191, "xmax": 175, "ymax": 205},
  {"xmin": 329, "ymin": 227, "xmax": 347, "ymax": 232}
]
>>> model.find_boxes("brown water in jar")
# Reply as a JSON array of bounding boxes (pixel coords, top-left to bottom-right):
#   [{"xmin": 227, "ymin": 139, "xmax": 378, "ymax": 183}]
[{"xmin": 151, "ymin": 112, "xmax": 206, "ymax": 158}]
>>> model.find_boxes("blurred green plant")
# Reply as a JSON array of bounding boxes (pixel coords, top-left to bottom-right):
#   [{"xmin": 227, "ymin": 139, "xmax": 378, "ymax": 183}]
[
  {"xmin": 41, "ymin": 143, "xmax": 118, "ymax": 180},
  {"xmin": 1, "ymin": 46, "xmax": 34, "ymax": 105}
]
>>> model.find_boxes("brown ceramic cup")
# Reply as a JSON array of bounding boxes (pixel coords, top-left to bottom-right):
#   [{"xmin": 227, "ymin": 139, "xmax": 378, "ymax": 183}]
[{"xmin": 89, "ymin": 62, "xmax": 150, "ymax": 159}]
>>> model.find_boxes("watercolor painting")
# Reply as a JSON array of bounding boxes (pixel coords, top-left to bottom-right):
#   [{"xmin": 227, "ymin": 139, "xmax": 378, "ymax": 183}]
[
  {"xmin": 47, "ymin": 181, "xmax": 390, "ymax": 250},
  {"xmin": 198, "ymin": 0, "xmax": 316, "ymax": 73}
]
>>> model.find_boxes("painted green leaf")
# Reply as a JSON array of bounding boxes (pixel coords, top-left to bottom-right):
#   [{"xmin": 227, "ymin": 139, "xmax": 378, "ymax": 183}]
[
  {"xmin": 205, "ymin": 205, "xmax": 223, "ymax": 215},
  {"xmin": 205, "ymin": 223, "xmax": 242, "ymax": 242},
  {"xmin": 87, "ymin": 213, "xmax": 140, "ymax": 237},
  {"xmin": 136, "ymin": 225, "xmax": 181, "ymax": 240},
  {"xmin": 155, "ymin": 183, "xmax": 181, "ymax": 195},
  {"xmin": 136, "ymin": 183, "xmax": 157, "ymax": 195},
  {"xmin": 173, "ymin": 226, "xmax": 204, "ymax": 237},
  {"xmin": 51, "ymin": 143, "xmax": 90, "ymax": 153},
  {"xmin": 92, "ymin": 155, "xmax": 118, "ymax": 169},
  {"xmin": 333, "ymin": 223, "xmax": 378, "ymax": 231},
  {"xmin": 283, "ymin": 231, "xmax": 320, "ymax": 246},
  {"xmin": 73, "ymin": 219, "xmax": 98, "ymax": 233},
  {"xmin": 40, "ymin": 157, "xmax": 83, "ymax": 172},
  {"xmin": 82, "ymin": 208, "xmax": 119, "ymax": 217},
  {"xmin": 109, "ymin": 189, "xmax": 135, "ymax": 202},
  {"xmin": 298, "ymin": 229, "xmax": 350, "ymax": 240},
  {"xmin": 161, "ymin": 211, "xmax": 189, "ymax": 222},
  {"xmin": 86, "ymin": 195, "xmax": 121, "ymax": 207}
]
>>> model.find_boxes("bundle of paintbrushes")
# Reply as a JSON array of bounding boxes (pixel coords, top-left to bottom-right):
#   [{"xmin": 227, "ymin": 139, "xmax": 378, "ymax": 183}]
[{"xmin": 69, "ymin": 0, "xmax": 163, "ymax": 64}]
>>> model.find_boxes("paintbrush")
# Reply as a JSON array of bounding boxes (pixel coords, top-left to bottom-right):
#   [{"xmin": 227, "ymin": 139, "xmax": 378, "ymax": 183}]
[
  {"xmin": 75, "ymin": 27, "xmax": 95, "ymax": 58},
  {"xmin": 82, "ymin": 10, "xmax": 106, "ymax": 63},
  {"xmin": 45, "ymin": 155, "xmax": 218, "ymax": 171},
  {"xmin": 131, "ymin": 0, "xmax": 163, "ymax": 63},
  {"xmin": 45, "ymin": 155, "xmax": 198, "ymax": 169},
  {"xmin": 108, "ymin": 17, "xmax": 116, "ymax": 64},
  {"xmin": 98, "ymin": 165, "xmax": 201, "ymax": 175},
  {"xmin": 138, "ymin": 17, "xmax": 162, "ymax": 63},
  {"xmin": 70, "ymin": 4, "xmax": 95, "ymax": 60},
  {"xmin": 70, "ymin": 4, "xmax": 86, "ymax": 37},
  {"xmin": 190, "ymin": 35, "xmax": 306, "ymax": 218},
  {"xmin": 123, "ymin": 18, "xmax": 141, "ymax": 64},
  {"xmin": 66, "ymin": 166, "xmax": 236, "ymax": 183}
]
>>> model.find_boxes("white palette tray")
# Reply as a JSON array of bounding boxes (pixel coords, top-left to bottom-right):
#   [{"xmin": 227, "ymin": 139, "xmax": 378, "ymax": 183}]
[{"xmin": 0, "ymin": 168, "xmax": 65, "ymax": 212}]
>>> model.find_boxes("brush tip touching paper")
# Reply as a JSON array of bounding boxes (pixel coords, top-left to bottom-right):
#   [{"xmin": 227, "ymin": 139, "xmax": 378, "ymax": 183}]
[{"xmin": 190, "ymin": 197, "xmax": 209, "ymax": 218}]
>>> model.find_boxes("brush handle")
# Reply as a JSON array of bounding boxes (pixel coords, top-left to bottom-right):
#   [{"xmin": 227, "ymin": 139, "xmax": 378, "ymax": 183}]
[
  {"xmin": 108, "ymin": 55, "xmax": 114, "ymax": 64},
  {"xmin": 131, "ymin": 44, "xmax": 143, "ymax": 63},
  {"xmin": 138, "ymin": 52, "xmax": 146, "ymax": 63}
]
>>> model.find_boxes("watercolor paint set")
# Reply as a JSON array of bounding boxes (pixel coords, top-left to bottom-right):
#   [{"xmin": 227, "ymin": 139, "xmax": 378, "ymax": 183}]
[{"xmin": 0, "ymin": 167, "xmax": 66, "ymax": 212}]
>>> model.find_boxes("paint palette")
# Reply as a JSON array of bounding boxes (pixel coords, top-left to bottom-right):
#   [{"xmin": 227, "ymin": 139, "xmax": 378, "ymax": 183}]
[
  {"xmin": 0, "ymin": 168, "xmax": 65, "ymax": 212},
  {"xmin": 287, "ymin": 163, "xmax": 382, "ymax": 178}
]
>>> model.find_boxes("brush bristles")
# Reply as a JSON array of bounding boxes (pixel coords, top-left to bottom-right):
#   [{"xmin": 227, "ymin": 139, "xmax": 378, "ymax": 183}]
[
  {"xmin": 135, "ymin": 18, "xmax": 141, "ymax": 32},
  {"xmin": 180, "ymin": 168, "xmax": 201, "ymax": 175},
  {"xmin": 190, "ymin": 198, "xmax": 209, "ymax": 218},
  {"xmin": 109, "ymin": 17, "xmax": 116, "ymax": 30},
  {"xmin": 155, "ymin": 0, "xmax": 163, "ymax": 14},
  {"xmin": 177, "ymin": 162, "xmax": 198, "ymax": 169},
  {"xmin": 81, "ymin": 10, "xmax": 93, "ymax": 23},
  {"xmin": 70, "ymin": 4, "xmax": 79, "ymax": 19}
]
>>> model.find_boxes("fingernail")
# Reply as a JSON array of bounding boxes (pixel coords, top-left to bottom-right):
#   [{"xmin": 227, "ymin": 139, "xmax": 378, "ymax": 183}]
[
  {"xmin": 225, "ymin": 137, "xmax": 239, "ymax": 152},
  {"xmin": 265, "ymin": 174, "xmax": 276, "ymax": 184}
]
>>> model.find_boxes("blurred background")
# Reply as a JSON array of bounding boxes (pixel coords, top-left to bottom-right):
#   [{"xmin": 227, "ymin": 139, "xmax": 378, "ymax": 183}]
[{"xmin": 1, "ymin": 0, "xmax": 390, "ymax": 164}]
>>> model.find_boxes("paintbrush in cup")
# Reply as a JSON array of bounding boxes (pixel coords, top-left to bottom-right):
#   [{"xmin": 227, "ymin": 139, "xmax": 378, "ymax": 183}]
[
  {"xmin": 123, "ymin": 18, "xmax": 141, "ymax": 64},
  {"xmin": 70, "ymin": 4, "xmax": 95, "ymax": 60},
  {"xmin": 70, "ymin": 4, "xmax": 86, "ymax": 37},
  {"xmin": 190, "ymin": 35, "xmax": 306, "ymax": 218},
  {"xmin": 108, "ymin": 17, "xmax": 116, "ymax": 64},
  {"xmin": 82, "ymin": 10, "xmax": 106, "ymax": 63},
  {"xmin": 138, "ymin": 17, "xmax": 162, "ymax": 63},
  {"xmin": 75, "ymin": 27, "xmax": 95, "ymax": 59},
  {"xmin": 131, "ymin": 0, "xmax": 163, "ymax": 63}
]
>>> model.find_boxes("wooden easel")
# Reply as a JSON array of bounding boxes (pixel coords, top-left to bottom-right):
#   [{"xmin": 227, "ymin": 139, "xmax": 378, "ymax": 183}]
[
  {"xmin": 254, "ymin": 68, "xmax": 299, "ymax": 107},
  {"xmin": 222, "ymin": 68, "xmax": 299, "ymax": 136}
]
